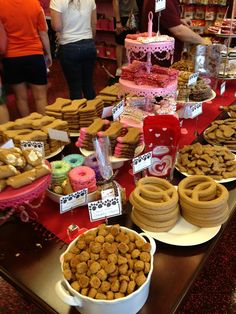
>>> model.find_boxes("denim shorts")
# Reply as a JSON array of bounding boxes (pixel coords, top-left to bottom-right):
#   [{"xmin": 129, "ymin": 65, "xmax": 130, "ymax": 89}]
[{"xmin": 3, "ymin": 55, "xmax": 47, "ymax": 85}]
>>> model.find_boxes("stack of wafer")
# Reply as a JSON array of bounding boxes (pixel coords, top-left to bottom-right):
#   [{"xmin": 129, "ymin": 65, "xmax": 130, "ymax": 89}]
[
  {"xmin": 178, "ymin": 175, "xmax": 229, "ymax": 227},
  {"xmin": 129, "ymin": 177, "xmax": 179, "ymax": 232},
  {"xmin": 96, "ymin": 83, "xmax": 120, "ymax": 107},
  {"xmin": 62, "ymin": 99, "xmax": 86, "ymax": 132}
]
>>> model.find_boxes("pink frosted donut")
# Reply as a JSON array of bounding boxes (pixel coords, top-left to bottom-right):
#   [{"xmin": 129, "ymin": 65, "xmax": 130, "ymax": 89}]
[{"xmin": 69, "ymin": 166, "xmax": 97, "ymax": 193}]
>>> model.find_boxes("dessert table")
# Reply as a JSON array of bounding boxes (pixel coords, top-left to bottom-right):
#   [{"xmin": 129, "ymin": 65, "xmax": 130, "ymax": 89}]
[{"xmin": 0, "ymin": 84, "xmax": 236, "ymax": 314}]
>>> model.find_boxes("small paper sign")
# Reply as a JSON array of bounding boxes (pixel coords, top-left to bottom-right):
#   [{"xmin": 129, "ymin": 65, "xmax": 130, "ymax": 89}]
[
  {"xmin": 48, "ymin": 128, "xmax": 70, "ymax": 143},
  {"xmin": 102, "ymin": 105, "xmax": 113, "ymax": 118},
  {"xmin": 220, "ymin": 81, "xmax": 226, "ymax": 95},
  {"xmin": 189, "ymin": 102, "xmax": 202, "ymax": 119},
  {"xmin": 20, "ymin": 141, "xmax": 44, "ymax": 156},
  {"xmin": 112, "ymin": 100, "xmax": 124, "ymax": 120},
  {"xmin": 132, "ymin": 152, "xmax": 152, "ymax": 174},
  {"xmin": 1, "ymin": 139, "xmax": 14, "ymax": 148},
  {"xmin": 60, "ymin": 188, "xmax": 88, "ymax": 214},
  {"xmin": 188, "ymin": 73, "xmax": 199, "ymax": 86},
  {"xmin": 101, "ymin": 188, "xmax": 115, "ymax": 200},
  {"xmin": 155, "ymin": 0, "xmax": 166, "ymax": 12},
  {"xmin": 88, "ymin": 196, "xmax": 121, "ymax": 222}
]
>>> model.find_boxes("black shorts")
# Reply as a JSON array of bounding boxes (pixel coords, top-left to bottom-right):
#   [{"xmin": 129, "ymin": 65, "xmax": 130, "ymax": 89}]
[
  {"xmin": 2, "ymin": 55, "xmax": 48, "ymax": 85},
  {"xmin": 114, "ymin": 16, "xmax": 138, "ymax": 46}
]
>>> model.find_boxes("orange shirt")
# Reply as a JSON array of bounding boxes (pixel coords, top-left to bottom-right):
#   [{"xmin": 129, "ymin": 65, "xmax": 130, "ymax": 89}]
[{"xmin": 0, "ymin": 0, "xmax": 47, "ymax": 58}]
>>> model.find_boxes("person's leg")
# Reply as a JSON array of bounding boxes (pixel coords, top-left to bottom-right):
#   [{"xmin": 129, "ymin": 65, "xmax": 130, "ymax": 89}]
[
  {"xmin": 116, "ymin": 44, "xmax": 124, "ymax": 69},
  {"xmin": 30, "ymin": 84, "xmax": 48, "ymax": 115},
  {"xmin": 11, "ymin": 83, "xmax": 30, "ymax": 117},
  {"xmin": 81, "ymin": 40, "xmax": 97, "ymax": 100},
  {"xmin": 0, "ymin": 105, "xmax": 9, "ymax": 123},
  {"xmin": 59, "ymin": 44, "xmax": 83, "ymax": 100}
]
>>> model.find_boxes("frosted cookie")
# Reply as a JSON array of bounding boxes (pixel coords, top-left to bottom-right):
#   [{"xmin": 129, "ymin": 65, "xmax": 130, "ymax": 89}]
[{"xmin": 69, "ymin": 166, "xmax": 97, "ymax": 193}]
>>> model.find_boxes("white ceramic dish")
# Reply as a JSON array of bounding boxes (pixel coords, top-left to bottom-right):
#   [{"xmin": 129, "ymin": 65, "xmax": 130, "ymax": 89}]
[
  {"xmin": 140, "ymin": 216, "xmax": 221, "ymax": 246},
  {"xmin": 177, "ymin": 90, "xmax": 216, "ymax": 104},
  {"xmin": 55, "ymin": 226, "xmax": 156, "ymax": 314},
  {"xmin": 46, "ymin": 189, "xmax": 97, "ymax": 204},
  {"xmin": 175, "ymin": 164, "xmax": 236, "ymax": 183},
  {"xmin": 46, "ymin": 146, "xmax": 65, "ymax": 159}
]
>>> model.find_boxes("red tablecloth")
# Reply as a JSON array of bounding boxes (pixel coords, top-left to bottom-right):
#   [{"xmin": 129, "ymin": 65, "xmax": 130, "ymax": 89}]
[{"xmin": 35, "ymin": 80, "xmax": 236, "ymax": 244}]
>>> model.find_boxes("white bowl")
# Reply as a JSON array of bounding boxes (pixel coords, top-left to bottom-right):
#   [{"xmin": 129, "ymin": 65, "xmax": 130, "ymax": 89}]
[{"xmin": 55, "ymin": 226, "xmax": 156, "ymax": 314}]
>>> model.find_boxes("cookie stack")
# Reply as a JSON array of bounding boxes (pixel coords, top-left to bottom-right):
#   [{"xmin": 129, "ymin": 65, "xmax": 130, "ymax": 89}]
[
  {"xmin": 178, "ymin": 175, "xmax": 229, "ymax": 227},
  {"xmin": 97, "ymin": 121, "xmax": 126, "ymax": 153},
  {"xmin": 78, "ymin": 99, "xmax": 104, "ymax": 128},
  {"xmin": 96, "ymin": 83, "xmax": 120, "ymax": 107},
  {"xmin": 45, "ymin": 98, "xmax": 71, "ymax": 119},
  {"xmin": 50, "ymin": 160, "xmax": 71, "ymax": 188},
  {"xmin": 62, "ymin": 99, "xmax": 86, "ymax": 133},
  {"xmin": 114, "ymin": 127, "xmax": 142, "ymax": 159},
  {"xmin": 76, "ymin": 118, "xmax": 110, "ymax": 151},
  {"xmin": 129, "ymin": 177, "xmax": 179, "ymax": 232}
]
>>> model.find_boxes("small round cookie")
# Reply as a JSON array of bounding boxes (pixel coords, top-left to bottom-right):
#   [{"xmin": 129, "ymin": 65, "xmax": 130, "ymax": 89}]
[{"xmin": 63, "ymin": 154, "xmax": 85, "ymax": 168}]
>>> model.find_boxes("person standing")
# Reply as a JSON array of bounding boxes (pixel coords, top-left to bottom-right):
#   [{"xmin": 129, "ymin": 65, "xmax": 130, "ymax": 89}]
[
  {"xmin": 113, "ymin": 0, "xmax": 139, "ymax": 76},
  {"xmin": 50, "ymin": 0, "xmax": 97, "ymax": 100},
  {"xmin": 0, "ymin": 0, "xmax": 52, "ymax": 117},
  {"xmin": 140, "ymin": 0, "xmax": 209, "ymax": 62},
  {"xmin": 0, "ymin": 20, "xmax": 10, "ymax": 124}
]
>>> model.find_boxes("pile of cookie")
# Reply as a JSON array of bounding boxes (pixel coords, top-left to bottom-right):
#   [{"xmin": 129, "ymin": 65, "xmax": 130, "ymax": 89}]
[
  {"xmin": 62, "ymin": 224, "xmax": 152, "ymax": 300},
  {"xmin": 171, "ymin": 60, "xmax": 194, "ymax": 72},
  {"xmin": 204, "ymin": 118, "xmax": 236, "ymax": 150},
  {"xmin": 76, "ymin": 118, "xmax": 143, "ymax": 159},
  {"xmin": 177, "ymin": 71, "xmax": 212, "ymax": 102},
  {"xmin": 176, "ymin": 143, "xmax": 236, "ymax": 180},
  {"xmin": 0, "ymin": 147, "xmax": 51, "ymax": 191},
  {"xmin": 130, "ymin": 175, "xmax": 229, "ymax": 229},
  {"xmin": 46, "ymin": 98, "xmax": 104, "ymax": 133},
  {"xmin": 0, "ymin": 113, "xmax": 69, "ymax": 157}
]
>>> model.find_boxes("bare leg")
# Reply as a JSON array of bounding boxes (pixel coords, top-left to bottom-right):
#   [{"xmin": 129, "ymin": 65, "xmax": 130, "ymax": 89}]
[
  {"xmin": 116, "ymin": 44, "xmax": 124, "ymax": 69},
  {"xmin": 11, "ymin": 83, "xmax": 30, "ymax": 117},
  {"xmin": 30, "ymin": 84, "xmax": 48, "ymax": 115},
  {"xmin": 0, "ymin": 104, "xmax": 10, "ymax": 123}
]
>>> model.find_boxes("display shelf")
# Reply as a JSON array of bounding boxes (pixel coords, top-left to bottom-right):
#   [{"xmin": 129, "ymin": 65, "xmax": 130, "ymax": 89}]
[
  {"xmin": 119, "ymin": 78, "xmax": 177, "ymax": 98},
  {"xmin": 125, "ymin": 37, "xmax": 175, "ymax": 64}
]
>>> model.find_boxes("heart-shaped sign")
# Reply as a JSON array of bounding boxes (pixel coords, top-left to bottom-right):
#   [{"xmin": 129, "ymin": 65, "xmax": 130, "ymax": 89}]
[{"xmin": 148, "ymin": 155, "xmax": 173, "ymax": 177}]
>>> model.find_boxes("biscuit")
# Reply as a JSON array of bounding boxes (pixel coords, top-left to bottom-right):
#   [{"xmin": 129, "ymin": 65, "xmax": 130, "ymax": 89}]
[{"xmin": 6, "ymin": 169, "xmax": 36, "ymax": 188}]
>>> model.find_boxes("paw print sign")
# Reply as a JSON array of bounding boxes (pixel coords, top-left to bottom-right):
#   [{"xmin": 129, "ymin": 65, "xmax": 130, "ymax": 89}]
[
  {"xmin": 60, "ymin": 188, "xmax": 88, "ymax": 214},
  {"xmin": 132, "ymin": 151, "xmax": 152, "ymax": 174},
  {"xmin": 20, "ymin": 141, "xmax": 44, "ymax": 156},
  {"xmin": 88, "ymin": 196, "xmax": 121, "ymax": 222}
]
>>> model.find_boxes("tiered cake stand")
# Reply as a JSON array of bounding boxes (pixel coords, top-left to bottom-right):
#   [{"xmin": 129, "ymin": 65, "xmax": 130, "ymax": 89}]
[{"xmin": 119, "ymin": 12, "xmax": 177, "ymax": 100}]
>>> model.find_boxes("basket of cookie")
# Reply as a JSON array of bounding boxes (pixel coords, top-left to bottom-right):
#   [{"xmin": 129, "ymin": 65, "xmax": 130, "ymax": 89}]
[
  {"xmin": 55, "ymin": 224, "xmax": 156, "ymax": 314},
  {"xmin": 0, "ymin": 147, "xmax": 51, "ymax": 210}
]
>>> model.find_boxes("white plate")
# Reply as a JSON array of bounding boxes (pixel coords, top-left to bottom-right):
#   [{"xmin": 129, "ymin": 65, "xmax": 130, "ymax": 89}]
[
  {"xmin": 140, "ymin": 216, "xmax": 221, "ymax": 246},
  {"xmin": 175, "ymin": 164, "xmax": 236, "ymax": 183},
  {"xmin": 69, "ymin": 132, "xmax": 80, "ymax": 137},
  {"xmin": 46, "ymin": 146, "xmax": 65, "ymax": 159},
  {"xmin": 177, "ymin": 90, "xmax": 216, "ymax": 104},
  {"xmin": 80, "ymin": 144, "xmax": 145, "ymax": 163}
]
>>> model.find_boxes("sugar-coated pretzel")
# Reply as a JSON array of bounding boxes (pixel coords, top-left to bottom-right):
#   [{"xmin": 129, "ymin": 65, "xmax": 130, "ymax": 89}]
[{"xmin": 178, "ymin": 175, "xmax": 229, "ymax": 227}]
